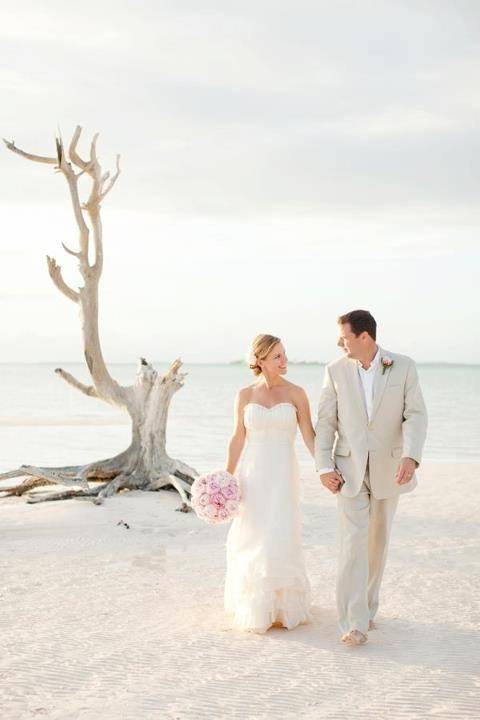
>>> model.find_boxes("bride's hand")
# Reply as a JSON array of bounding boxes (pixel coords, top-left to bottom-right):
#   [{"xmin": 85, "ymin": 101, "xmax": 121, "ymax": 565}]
[{"xmin": 320, "ymin": 470, "xmax": 343, "ymax": 494}]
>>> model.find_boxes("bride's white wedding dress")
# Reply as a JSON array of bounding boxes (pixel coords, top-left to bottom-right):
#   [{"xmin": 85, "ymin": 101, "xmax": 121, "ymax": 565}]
[{"xmin": 224, "ymin": 402, "xmax": 312, "ymax": 633}]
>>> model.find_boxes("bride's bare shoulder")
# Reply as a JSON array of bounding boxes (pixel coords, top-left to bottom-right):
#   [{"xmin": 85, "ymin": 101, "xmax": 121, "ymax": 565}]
[
  {"xmin": 286, "ymin": 382, "xmax": 309, "ymax": 403},
  {"xmin": 236, "ymin": 384, "xmax": 258, "ymax": 403},
  {"xmin": 283, "ymin": 379, "xmax": 305, "ymax": 393}
]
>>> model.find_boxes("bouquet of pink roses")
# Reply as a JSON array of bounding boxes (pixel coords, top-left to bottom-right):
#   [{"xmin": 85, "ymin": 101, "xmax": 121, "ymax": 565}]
[{"xmin": 191, "ymin": 470, "xmax": 241, "ymax": 525}]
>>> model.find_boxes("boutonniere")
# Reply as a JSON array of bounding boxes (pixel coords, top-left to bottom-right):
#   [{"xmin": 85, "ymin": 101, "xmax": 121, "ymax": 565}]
[{"xmin": 381, "ymin": 356, "xmax": 393, "ymax": 375}]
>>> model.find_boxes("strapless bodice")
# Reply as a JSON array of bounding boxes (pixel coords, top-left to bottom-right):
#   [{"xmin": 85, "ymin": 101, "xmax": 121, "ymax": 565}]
[{"xmin": 243, "ymin": 402, "xmax": 297, "ymax": 445}]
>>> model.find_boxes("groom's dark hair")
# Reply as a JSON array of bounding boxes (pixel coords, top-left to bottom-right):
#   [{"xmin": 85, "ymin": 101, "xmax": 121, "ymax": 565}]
[{"xmin": 337, "ymin": 309, "xmax": 377, "ymax": 340}]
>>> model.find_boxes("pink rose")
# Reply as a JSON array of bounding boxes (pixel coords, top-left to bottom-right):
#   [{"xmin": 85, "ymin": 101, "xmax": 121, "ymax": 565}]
[
  {"xmin": 206, "ymin": 479, "xmax": 221, "ymax": 493},
  {"xmin": 192, "ymin": 475, "xmax": 208, "ymax": 494},
  {"xmin": 217, "ymin": 508, "xmax": 229, "ymax": 521},
  {"xmin": 381, "ymin": 356, "xmax": 394, "ymax": 375},
  {"xmin": 226, "ymin": 499, "xmax": 239, "ymax": 513},
  {"xmin": 198, "ymin": 492, "xmax": 210, "ymax": 506},
  {"xmin": 212, "ymin": 492, "xmax": 225, "ymax": 507},
  {"xmin": 221, "ymin": 485, "xmax": 236, "ymax": 499},
  {"xmin": 204, "ymin": 503, "xmax": 218, "ymax": 518}
]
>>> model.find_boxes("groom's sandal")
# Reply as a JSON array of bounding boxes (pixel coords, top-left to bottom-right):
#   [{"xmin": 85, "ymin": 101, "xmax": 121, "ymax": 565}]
[{"xmin": 341, "ymin": 630, "xmax": 368, "ymax": 646}]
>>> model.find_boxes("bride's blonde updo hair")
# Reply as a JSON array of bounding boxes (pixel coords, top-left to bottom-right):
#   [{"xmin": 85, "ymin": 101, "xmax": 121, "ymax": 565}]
[{"xmin": 247, "ymin": 334, "xmax": 281, "ymax": 376}]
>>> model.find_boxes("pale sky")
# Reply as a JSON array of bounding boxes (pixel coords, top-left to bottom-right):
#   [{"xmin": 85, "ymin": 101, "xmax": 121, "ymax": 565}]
[{"xmin": 1, "ymin": 0, "xmax": 479, "ymax": 363}]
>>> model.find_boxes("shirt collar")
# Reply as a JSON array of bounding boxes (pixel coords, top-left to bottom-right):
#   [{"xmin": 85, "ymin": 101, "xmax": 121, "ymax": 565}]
[{"xmin": 357, "ymin": 346, "xmax": 380, "ymax": 373}]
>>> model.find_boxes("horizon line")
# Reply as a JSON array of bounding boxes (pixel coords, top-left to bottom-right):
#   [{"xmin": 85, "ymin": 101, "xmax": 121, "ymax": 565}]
[{"xmin": 0, "ymin": 360, "xmax": 479, "ymax": 368}]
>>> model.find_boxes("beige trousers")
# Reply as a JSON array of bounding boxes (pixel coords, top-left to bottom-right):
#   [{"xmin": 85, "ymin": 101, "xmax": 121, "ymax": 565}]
[{"xmin": 336, "ymin": 469, "xmax": 399, "ymax": 635}]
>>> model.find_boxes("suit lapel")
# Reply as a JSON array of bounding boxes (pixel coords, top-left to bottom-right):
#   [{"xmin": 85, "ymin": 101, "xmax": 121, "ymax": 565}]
[
  {"xmin": 346, "ymin": 360, "xmax": 368, "ymax": 423},
  {"xmin": 370, "ymin": 347, "xmax": 392, "ymax": 420}
]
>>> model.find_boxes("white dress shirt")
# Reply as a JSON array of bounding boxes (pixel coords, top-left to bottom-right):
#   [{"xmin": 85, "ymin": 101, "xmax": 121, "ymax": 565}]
[
  {"xmin": 356, "ymin": 346, "xmax": 380, "ymax": 422},
  {"xmin": 318, "ymin": 346, "xmax": 380, "ymax": 475}
]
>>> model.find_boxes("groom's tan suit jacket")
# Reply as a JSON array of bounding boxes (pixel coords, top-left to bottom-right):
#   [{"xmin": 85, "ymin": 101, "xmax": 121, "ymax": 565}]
[{"xmin": 315, "ymin": 348, "xmax": 428, "ymax": 499}]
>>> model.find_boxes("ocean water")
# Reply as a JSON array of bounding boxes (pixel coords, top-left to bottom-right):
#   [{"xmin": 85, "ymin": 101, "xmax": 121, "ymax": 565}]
[{"xmin": 0, "ymin": 362, "xmax": 479, "ymax": 474}]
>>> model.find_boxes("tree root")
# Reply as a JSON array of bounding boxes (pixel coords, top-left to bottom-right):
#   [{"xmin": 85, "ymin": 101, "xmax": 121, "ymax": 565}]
[
  {"xmin": 0, "ymin": 476, "xmax": 55, "ymax": 497},
  {"xmin": 0, "ymin": 454, "xmax": 199, "ymax": 510},
  {"xmin": 92, "ymin": 473, "xmax": 133, "ymax": 505},
  {"xmin": 0, "ymin": 451, "xmax": 132, "ymax": 497},
  {"xmin": 27, "ymin": 484, "xmax": 106, "ymax": 503}
]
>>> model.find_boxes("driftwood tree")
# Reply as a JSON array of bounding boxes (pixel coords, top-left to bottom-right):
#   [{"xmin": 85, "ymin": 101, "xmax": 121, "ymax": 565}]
[{"xmin": 0, "ymin": 127, "xmax": 197, "ymax": 509}]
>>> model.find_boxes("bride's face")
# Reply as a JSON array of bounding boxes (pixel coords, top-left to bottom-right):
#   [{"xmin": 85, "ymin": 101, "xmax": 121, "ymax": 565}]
[{"xmin": 260, "ymin": 342, "xmax": 288, "ymax": 376}]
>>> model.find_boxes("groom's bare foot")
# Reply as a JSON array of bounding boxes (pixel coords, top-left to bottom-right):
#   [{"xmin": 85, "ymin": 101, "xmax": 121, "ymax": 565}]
[
  {"xmin": 369, "ymin": 620, "xmax": 376, "ymax": 631},
  {"xmin": 341, "ymin": 630, "xmax": 368, "ymax": 646}
]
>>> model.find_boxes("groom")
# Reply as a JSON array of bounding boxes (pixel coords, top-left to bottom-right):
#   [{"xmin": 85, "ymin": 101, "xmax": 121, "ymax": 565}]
[{"xmin": 315, "ymin": 310, "xmax": 427, "ymax": 646}]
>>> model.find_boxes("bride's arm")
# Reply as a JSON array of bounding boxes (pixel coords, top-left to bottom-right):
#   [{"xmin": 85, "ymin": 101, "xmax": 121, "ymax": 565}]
[
  {"xmin": 294, "ymin": 387, "xmax": 315, "ymax": 458},
  {"xmin": 225, "ymin": 391, "xmax": 247, "ymax": 475}
]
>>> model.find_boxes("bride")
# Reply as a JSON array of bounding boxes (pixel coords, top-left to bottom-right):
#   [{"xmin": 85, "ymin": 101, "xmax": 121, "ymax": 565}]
[{"xmin": 224, "ymin": 333, "xmax": 315, "ymax": 633}]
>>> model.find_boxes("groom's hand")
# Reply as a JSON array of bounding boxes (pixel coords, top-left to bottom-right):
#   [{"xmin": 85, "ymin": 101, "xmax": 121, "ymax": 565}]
[
  {"xmin": 320, "ymin": 470, "xmax": 343, "ymax": 494},
  {"xmin": 395, "ymin": 457, "xmax": 417, "ymax": 485}
]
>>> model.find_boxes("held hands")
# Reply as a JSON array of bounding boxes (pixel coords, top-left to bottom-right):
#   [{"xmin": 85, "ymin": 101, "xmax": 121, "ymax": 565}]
[
  {"xmin": 395, "ymin": 457, "xmax": 417, "ymax": 485},
  {"xmin": 320, "ymin": 458, "xmax": 417, "ymax": 491},
  {"xmin": 320, "ymin": 470, "xmax": 343, "ymax": 494}
]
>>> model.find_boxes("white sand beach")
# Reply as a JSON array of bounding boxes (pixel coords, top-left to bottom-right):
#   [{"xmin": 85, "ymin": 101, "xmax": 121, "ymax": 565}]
[{"xmin": 1, "ymin": 462, "xmax": 479, "ymax": 720}]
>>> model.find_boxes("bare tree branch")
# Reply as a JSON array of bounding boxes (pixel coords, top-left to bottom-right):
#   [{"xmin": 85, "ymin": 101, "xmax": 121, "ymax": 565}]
[
  {"xmin": 3, "ymin": 138, "xmax": 57, "ymax": 165},
  {"xmin": 61, "ymin": 241, "xmax": 82, "ymax": 258},
  {"xmin": 54, "ymin": 368, "xmax": 99, "ymax": 398},
  {"xmin": 90, "ymin": 132, "xmax": 99, "ymax": 164},
  {"xmin": 75, "ymin": 160, "xmax": 95, "ymax": 179},
  {"xmin": 58, "ymin": 146, "xmax": 90, "ymax": 267},
  {"xmin": 68, "ymin": 125, "xmax": 89, "ymax": 170},
  {"xmin": 46, "ymin": 256, "xmax": 79, "ymax": 303},
  {"xmin": 99, "ymin": 155, "xmax": 121, "ymax": 201}
]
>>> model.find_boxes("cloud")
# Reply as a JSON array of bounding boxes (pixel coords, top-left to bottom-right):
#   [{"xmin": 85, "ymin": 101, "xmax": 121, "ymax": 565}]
[{"xmin": 2, "ymin": 0, "xmax": 480, "ymax": 217}]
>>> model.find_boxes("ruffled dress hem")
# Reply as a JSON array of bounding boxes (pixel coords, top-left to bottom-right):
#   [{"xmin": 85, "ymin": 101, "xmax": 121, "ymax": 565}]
[{"xmin": 225, "ymin": 585, "xmax": 312, "ymax": 634}]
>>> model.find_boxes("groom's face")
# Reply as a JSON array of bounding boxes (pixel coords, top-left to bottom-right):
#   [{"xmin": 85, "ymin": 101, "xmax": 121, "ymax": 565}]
[{"xmin": 337, "ymin": 323, "xmax": 363, "ymax": 359}]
